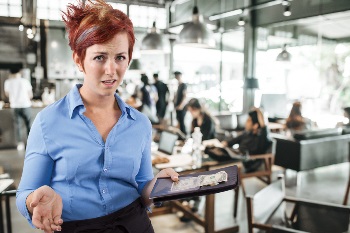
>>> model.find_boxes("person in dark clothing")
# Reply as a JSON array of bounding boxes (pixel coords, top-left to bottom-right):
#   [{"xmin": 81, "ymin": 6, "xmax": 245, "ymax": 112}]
[
  {"xmin": 173, "ymin": 71, "xmax": 187, "ymax": 134},
  {"xmin": 140, "ymin": 74, "xmax": 159, "ymax": 123},
  {"xmin": 187, "ymin": 98, "xmax": 216, "ymax": 140},
  {"xmin": 221, "ymin": 108, "xmax": 272, "ymax": 172},
  {"xmin": 153, "ymin": 73, "xmax": 169, "ymax": 122}
]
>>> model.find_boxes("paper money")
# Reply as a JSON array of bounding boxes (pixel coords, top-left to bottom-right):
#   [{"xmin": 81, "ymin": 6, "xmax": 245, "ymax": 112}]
[
  {"xmin": 170, "ymin": 171, "xmax": 228, "ymax": 192},
  {"xmin": 171, "ymin": 177, "xmax": 200, "ymax": 192},
  {"xmin": 199, "ymin": 171, "xmax": 228, "ymax": 186}
]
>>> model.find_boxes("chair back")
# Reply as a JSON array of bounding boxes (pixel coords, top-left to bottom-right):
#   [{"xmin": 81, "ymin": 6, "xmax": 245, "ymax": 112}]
[
  {"xmin": 292, "ymin": 201, "xmax": 350, "ymax": 232},
  {"xmin": 252, "ymin": 177, "xmax": 285, "ymax": 224}
]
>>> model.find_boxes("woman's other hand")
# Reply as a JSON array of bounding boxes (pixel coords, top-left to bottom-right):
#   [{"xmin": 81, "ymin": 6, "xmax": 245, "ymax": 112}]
[
  {"xmin": 156, "ymin": 168, "xmax": 179, "ymax": 182},
  {"xmin": 142, "ymin": 168, "xmax": 179, "ymax": 206},
  {"xmin": 27, "ymin": 185, "xmax": 63, "ymax": 232}
]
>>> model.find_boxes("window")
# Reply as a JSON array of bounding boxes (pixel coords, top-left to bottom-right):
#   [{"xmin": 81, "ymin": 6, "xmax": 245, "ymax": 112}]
[
  {"xmin": 129, "ymin": 5, "xmax": 167, "ymax": 29},
  {"xmin": 107, "ymin": 2, "xmax": 127, "ymax": 14},
  {"xmin": 0, "ymin": 0, "xmax": 22, "ymax": 17},
  {"xmin": 37, "ymin": 0, "xmax": 74, "ymax": 20}
]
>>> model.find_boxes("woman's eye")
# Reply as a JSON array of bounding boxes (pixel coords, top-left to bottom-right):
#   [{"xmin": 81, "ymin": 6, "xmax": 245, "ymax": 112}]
[
  {"xmin": 116, "ymin": 56, "xmax": 126, "ymax": 61},
  {"xmin": 94, "ymin": 55, "xmax": 104, "ymax": 61}
]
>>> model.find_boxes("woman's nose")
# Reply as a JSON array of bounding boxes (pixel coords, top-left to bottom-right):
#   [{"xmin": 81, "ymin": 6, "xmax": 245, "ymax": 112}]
[{"xmin": 105, "ymin": 60, "xmax": 117, "ymax": 76}]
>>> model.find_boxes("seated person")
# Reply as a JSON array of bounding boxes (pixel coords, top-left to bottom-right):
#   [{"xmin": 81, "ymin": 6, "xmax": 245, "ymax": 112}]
[
  {"xmin": 336, "ymin": 106, "xmax": 350, "ymax": 128},
  {"xmin": 187, "ymin": 98, "xmax": 216, "ymax": 140},
  {"xmin": 285, "ymin": 101, "xmax": 313, "ymax": 132},
  {"xmin": 207, "ymin": 108, "xmax": 272, "ymax": 172},
  {"xmin": 177, "ymin": 98, "xmax": 217, "ymax": 222}
]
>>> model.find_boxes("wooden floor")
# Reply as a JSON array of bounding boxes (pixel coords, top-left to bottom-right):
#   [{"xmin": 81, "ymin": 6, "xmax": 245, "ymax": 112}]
[{"xmin": 0, "ymin": 148, "xmax": 349, "ymax": 233}]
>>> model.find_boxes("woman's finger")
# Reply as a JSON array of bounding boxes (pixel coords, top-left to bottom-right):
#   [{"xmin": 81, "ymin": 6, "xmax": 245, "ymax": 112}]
[
  {"xmin": 32, "ymin": 214, "xmax": 45, "ymax": 230},
  {"xmin": 53, "ymin": 215, "xmax": 63, "ymax": 226},
  {"xmin": 42, "ymin": 217, "xmax": 53, "ymax": 232},
  {"xmin": 50, "ymin": 222, "xmax": 62, "ymax": 232},
  {"xmin": 164, "ymin": 168, "xmax": 179, "ymax": 181}
]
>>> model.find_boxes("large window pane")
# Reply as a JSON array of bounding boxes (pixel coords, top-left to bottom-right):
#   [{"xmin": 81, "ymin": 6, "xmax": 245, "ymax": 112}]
[
  {"xmin": 256, "ymin": 19, "xmax": 350, "ymax": 128},
  {"xmin": 0, "ymin": 5, "xmax": 8, "ymax": 17},
  {"xmin": 9, "ymin": 5, "xmax": 21, "ymax": 17}
]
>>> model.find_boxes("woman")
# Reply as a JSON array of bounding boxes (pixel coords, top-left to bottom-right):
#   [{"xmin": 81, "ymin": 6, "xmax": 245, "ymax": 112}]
[
  {"xmin": 16, "ymin": 1, "xmax": 178, "ymax": 233},
  {"xmin": 285, "ymin": 101, "xmax": 312, "ymax": 131},
  {"xmin": 187, "ymin": 98, "xmax": 216, "ymax": 140}
]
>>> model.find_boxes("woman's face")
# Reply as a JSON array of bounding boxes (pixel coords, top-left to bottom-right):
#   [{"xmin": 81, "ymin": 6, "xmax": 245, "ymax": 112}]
[
  {"xmin": 245, "ymin": 116, "xmax": 253, "ymax": 131},
  {"xmin": 77, "ymin": 32, "xmax": 129, "ymax": 97},
  {"xmin": 188, "ymin": 107, "xmax": 200, "ymax": 119}
]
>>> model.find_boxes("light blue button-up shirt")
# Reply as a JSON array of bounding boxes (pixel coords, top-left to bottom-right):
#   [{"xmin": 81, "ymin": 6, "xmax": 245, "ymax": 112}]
[{"xmin": 16, "ymin": 84, "xmax": 154, "ymax": 226}]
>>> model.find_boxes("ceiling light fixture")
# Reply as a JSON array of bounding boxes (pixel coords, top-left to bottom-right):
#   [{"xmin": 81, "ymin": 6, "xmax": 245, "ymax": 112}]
[
  {"xmin": 282, "ymin": 0, "xmax": 289, "ymax": 6},
  {"xmin": 283, "ymin": 5, "xmax": 291, "ymax": 16},
  {"xmin": 209, "ymin": 9, "xmax": 243, "ymax": 21},
  {"xmin": 129, "ymin": 59, "xmax": 141, "ymax": 70},
  {"xmin": 178, "ymin": 6, "xmax": 216, "ymax": 48},
  {"xmin": 276, "ymin": 44, "xmax": 291, "ymax": 62},
  {"xmin": 238, "ymin": 16, "xmax": 245, "ymax": 26},
  {"xmin": 141, "ymin": 22, "xmax": 166, "ymax": 54}
]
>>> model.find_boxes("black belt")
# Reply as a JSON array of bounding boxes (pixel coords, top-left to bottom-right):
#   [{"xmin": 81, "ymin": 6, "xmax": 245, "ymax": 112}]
[{"xmin": 56, "ymin": 198, "xmax": 154, "ymax": 233}]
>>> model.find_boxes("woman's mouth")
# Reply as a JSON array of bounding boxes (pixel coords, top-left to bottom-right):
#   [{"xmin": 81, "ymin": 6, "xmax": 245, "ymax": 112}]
[{"xmin": 101, "ymin": 80, "xmax": 116, "ymax": 87}]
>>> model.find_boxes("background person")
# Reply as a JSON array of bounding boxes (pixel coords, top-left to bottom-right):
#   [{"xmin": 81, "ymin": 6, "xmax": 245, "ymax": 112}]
[
  {"xmin": 16, "ymin": 1, "xmax": 178, "ymax": 233},
  {"xmin": 153, "ymin": 73, "xmax": 169, "ymax": 124},
  {"xmin": 173, "ymin": 71, "xmax": 187, "ymax": 135},
  {"xmin": 187, "ymin": 98, "xmax": 216, "ymax": 140},
  {"xmin": 139, "ymin": 73, "xmax": 159, "ymax": 124},
  {"xmin": 285, "ymin": 101, "xmax": 313, "ymax": 131},
  {"xmin": 221, "ymin": 108, "xmax": 272, "ymax": 172},
  {"xmin": 4, "ymin": 67, "xmax": 33, "ymax": 148}
]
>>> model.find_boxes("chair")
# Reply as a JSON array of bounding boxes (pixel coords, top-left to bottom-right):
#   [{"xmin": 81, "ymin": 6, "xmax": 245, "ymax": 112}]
[
  {"xmin": 232, "ymin": 152, "xmax": 274, "ymax": 218},
  {"xmin": 246, "ymin": 176, "xmax": 350, "ymax": 233}
]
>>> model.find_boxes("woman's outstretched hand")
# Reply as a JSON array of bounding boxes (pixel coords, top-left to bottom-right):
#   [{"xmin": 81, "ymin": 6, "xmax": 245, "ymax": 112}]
[{"xmin": 27, "ymin": 185, "xmax": 63, "ymax": 233}]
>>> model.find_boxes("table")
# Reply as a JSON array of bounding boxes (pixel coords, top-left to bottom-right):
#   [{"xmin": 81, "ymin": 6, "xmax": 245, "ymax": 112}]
[{"xmin": 0, "ymin": 179, "xmax": 14, "ymax": 233}]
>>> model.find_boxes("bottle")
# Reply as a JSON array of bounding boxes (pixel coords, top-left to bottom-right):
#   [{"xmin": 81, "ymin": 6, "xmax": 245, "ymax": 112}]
[
  {"xmin": 191, "ymin": 127, "xmax": 203, "ymax": 167},
  {"xmin": 192, "ymin": 127, "xmax": 203, "ymax": 150}
]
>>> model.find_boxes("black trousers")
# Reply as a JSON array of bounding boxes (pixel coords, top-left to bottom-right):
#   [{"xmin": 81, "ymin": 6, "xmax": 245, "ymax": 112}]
[
  {"xmin": 57, "ymin": 198, "xmax": 154, "ymax": 233},
  {"xmin": 176, "ymin": 109, "xmax": 187, "ymax": 135}
]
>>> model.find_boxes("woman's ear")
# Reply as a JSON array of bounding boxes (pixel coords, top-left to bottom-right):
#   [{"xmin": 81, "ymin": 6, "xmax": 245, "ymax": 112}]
[{"xmin": 73, "ymin": 53, "xmax": 83, "ymax": 72}]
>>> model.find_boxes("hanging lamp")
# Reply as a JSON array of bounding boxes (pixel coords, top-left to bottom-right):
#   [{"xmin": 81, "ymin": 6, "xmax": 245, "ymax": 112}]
[
  {"xmin": 276, "ymin": 44, "xmax": 291, "ymax": 62},
  {"xmin": 141, "ymin": 22, "xmax": 165, "ymax": 54},
  {"xmin": 129, "ymin": 59, "xmax": 141, "ymax": 70},
  {"xmin": 178, "ymin": 6, "xmax": 216, "ymax": 48}
]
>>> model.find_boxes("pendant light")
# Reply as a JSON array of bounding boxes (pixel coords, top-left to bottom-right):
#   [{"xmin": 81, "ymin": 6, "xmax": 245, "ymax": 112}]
[
  {"xmin": 141, "ymin": 22, "xmax": 165, "ymax": 54},
  {"xmin": 129, "ymin": 59, "xmax": 141, "ymax": 70},
  {"xmin": 276, "ymin": 44, "xmax": 291, "ymax": 62},
  {"xmin": 178, "ymin": 5, "xmax": 216, "ymax": 48}
]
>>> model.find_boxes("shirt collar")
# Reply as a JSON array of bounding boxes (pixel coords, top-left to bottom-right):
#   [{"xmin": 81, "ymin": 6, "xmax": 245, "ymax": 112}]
[{"xmin": 67, "ymin": 84, "xmax": 136, "ymax": 120}]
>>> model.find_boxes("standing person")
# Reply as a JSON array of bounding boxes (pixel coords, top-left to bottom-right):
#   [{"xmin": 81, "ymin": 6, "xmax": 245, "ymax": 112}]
[
  {"xmin": 187, "ymin": 98, "xmax": 216, "ymax": 140},
  {"xmin": 4, "ymin": 67, "xmax": 33, "ymax": 147},
  {"xmin": 16, "ymin": 1, "xmax": 179, "ymax": 233},
  {"xmin": 139, "ymin": 74, "xmax": 159, "ymax": 123},
  {"xmin": 173, "ymin": 71, "xmax": 187, "ymax": 134},
  {"xmin": 153, "ymin": 73, "xmax": 169, "ymax": 123}
]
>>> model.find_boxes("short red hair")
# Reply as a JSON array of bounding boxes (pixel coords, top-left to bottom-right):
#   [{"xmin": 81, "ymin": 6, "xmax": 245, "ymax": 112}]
[{"xmin": 62, "ymin": 0, "xmax": 135, "ymax": 67}]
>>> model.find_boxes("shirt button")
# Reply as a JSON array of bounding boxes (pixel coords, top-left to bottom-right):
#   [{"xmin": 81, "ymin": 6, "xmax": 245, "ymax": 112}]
[
  {"xmin": 103, "ymin": 168, "xmax": 107, "ymax": 172},
  {"xmin": 103, "ymin": 205, "xmax": 106, "ymax": 209},
  {"xmin": 102, "ymin": 189, "xmax": 106, "ymax": 194}
]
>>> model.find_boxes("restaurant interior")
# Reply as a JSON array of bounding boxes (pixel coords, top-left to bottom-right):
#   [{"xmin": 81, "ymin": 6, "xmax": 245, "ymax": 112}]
[{"xmin": 1, "ymin": 0, "xmax": 350, "ymax": 232}]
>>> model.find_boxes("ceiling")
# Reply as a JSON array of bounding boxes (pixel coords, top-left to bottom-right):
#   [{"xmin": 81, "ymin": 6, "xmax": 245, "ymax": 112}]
[{"xmin": 296, "ymin": 10, "xmax": 350, "ymax": 41}]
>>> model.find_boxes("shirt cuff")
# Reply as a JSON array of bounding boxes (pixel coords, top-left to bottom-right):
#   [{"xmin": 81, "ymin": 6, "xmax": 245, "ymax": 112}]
[{"xmin": 16, "ymin": 190, "xmax": 36, "ymax": 228}]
